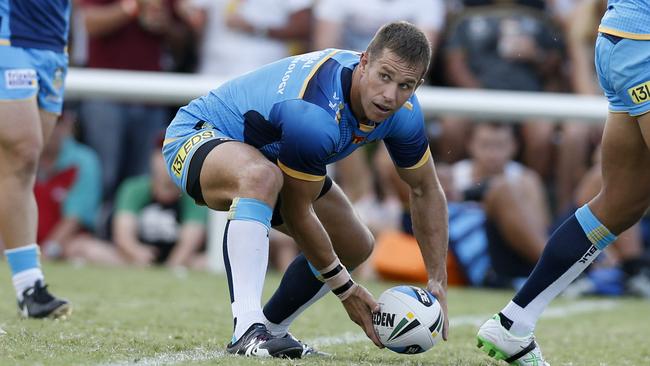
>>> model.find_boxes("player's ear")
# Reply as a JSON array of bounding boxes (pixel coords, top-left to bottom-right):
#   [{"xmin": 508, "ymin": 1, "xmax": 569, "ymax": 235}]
[{"xmin": 359, "ymin": 52, "xmax": 369, "ymax": 71}]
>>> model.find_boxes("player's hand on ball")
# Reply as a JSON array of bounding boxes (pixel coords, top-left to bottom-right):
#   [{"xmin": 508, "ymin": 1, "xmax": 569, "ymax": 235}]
[
  {"xmin": 341, "ymin": 284, "xmax": 384, "ymax": 348},
  {"xmin": 427, "ymin": 278, "xmax": 449, "ymax": 341}
]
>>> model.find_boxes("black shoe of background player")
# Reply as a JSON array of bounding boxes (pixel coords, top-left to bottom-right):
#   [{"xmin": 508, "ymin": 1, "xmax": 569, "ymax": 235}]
[{"xmin": 18, "ymin": 280, "xmax": 72, "ymax": 319}]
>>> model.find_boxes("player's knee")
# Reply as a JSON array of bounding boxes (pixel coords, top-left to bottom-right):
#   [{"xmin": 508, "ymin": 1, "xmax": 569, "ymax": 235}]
[
  {"xmin": 4, "ymin": 138, "xmax": 42, "ymax": 180},
  {"xmin": 241, "ymin": 161, "xmax": 283, "ymax": 198},
  {"xmin": 359, "ymin": 230, "xmax": 375, "ymax": 262},
  {"xmin": 341, "ymin": 228, "xmax": 375, "ymax": 268}
]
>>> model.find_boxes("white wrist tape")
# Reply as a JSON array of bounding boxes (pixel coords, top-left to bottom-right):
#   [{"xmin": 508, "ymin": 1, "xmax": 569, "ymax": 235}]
[{"xmin": 318, "ymin": 258, "xmax": 356, "ymax": 300}]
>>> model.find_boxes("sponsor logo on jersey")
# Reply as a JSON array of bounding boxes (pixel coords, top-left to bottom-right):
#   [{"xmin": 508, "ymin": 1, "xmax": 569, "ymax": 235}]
[
  {"xmin": 5, "ymin": 69, "xmax": 37, "ymax": 89},
  {"xmin": 171, "ymin": 130, "xmax": 216, "ymax": 177},
  {"xmin": 277, "ymin": 50, "xmax": 328, "ymax": 95},
  {"xmin": 277, "ymin": 58, "xmax": 299, "ymax": 95}
]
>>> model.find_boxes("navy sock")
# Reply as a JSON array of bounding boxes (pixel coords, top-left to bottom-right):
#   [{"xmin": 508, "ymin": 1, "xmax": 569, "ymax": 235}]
[
  {"xmin": 263, "ymin": 254, "xmax": 325, "ymax": 324},
  {"xmin": 513, "ymin": 214, "xmax": 594, "ymax": 307}
]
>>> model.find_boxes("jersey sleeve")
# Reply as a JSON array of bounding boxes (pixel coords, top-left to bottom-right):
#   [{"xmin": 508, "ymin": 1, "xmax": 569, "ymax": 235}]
[
  {"xmin": 115, "ymin": 176, "xmax": 152, "ymax": 214},
  {"xmin": 271, "ymin": 99, "xmax": 339, "ymax": 181},
  {"xmin": 383, "ymin": 97, "xmax": 431, "ymax": 170}
]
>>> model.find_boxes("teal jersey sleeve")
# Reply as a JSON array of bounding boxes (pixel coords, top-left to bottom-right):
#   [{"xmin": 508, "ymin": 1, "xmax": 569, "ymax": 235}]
[{"xmin": 57, "ymin": 138, "xmax": 102, "ymax": 229}]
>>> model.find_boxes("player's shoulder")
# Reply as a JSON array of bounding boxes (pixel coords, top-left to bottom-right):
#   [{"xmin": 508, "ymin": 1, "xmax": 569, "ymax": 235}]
[
  {"xmin": 274, "ymin": 48, "xmax": 359, "ymax": 98},
  {"xmin": 389, "ymin": 94, "xmax": 423, "ymax": 124}
]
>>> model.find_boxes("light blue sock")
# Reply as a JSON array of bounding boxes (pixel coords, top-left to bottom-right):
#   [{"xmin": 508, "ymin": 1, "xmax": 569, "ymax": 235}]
[
  {"xmin": 224, "ymin": 197, "xmax": 274, "ymax": 341},
  {"xmin": 5, "ymin": 244, "xmax": 44, "ymax": 300}
]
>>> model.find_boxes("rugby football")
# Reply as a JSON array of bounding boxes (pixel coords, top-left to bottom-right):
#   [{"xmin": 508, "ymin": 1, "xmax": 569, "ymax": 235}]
[{"xmin": 373, "ymin": 285, "xmax": 444, "ymax": 354}]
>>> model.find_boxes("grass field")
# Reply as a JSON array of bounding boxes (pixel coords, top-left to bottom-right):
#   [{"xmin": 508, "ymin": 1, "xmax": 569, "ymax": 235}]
[{"xmin": 0, "ymin": 262, "xmax": 649, "ymax": 366}]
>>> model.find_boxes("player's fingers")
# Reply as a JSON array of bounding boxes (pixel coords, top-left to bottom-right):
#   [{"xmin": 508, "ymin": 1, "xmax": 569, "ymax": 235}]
[
  {"xmin": 439, "ymin": 297, "xmax": 449, "ymax": 341},
  {"xmin": 361, "ymin": 312, "xmax": 384, "ymax": 348}
]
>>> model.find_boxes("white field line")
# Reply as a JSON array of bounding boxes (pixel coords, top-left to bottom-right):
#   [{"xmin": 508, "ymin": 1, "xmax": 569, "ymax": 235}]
[
  {"xmin": 100, "ymin": 349, "xmax": 226, "ymax": 366},
  {"xmin": 101, "ymin": 299, "xmax": 619, "ymax": 365}
]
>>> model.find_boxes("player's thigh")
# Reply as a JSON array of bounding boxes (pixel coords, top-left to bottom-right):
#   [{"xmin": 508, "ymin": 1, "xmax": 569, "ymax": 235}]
[
  {"xmin": 199, "ymin": 141, "xmax": 283, "ymax": 209},
  {"xmin": 313, "ymin": 180, "xmax": 374, "ymax": 268},
  {"xmin": 591, "ymin": 112, "xmax": 650, "ymax": 232},
  {"xmin": 0, "ymin": 98, "xmax": 41, "ymax": 150},
  {"xmin": 163, "ymin": 129, "xmax": 282, "ymax": 211}
]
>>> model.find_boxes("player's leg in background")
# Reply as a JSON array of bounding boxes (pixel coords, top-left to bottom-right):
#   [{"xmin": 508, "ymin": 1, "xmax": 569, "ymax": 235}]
[
  {"xmin": 0, "ymin": 98, "xmax": 70, "ymax": 318},
  {"xmin": 503, "ymin": 111, "xmax": 650, "ymax": 335},
  {"xmin": 263, "ymin": 180, "xmax": 374, "ymax": 336},
  {"xmin": 0, "ymin": 98, "xmax": 43, "ymax": 251}
]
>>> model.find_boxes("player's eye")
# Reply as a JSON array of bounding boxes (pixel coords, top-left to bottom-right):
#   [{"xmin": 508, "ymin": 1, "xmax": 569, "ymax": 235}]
[{"xmin": 380, "ymin": 73, "xmax": 390, "ymax": 81}]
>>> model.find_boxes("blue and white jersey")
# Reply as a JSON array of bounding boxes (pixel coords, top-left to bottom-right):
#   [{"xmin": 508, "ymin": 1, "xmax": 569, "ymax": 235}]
[
  {"xmin": 166, "ymin": 49, "xmax": 430, "ymax": 182},
  {"xmin": 599, "ymin": 0, "xmax": 650, "ymax": 40},
  {"xmin": 0, "ymin": 0, "xmax": 71, "ymax": 52}
]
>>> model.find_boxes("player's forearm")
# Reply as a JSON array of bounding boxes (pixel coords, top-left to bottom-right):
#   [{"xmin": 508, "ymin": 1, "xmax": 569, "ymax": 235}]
[
  {"xmin": 266, "ymin": 9, "xmax": 311, "ymax": 41},
  {"xmin": 281, "ymin": 207, "xmax": 337, "ymax": 269},
  {"xmin": 46, "ymin": 217, "xmax": 82, "ymax": 246},
  {"xmin": 166, "ymin": 223, "xmax": 205, "ymax": 267},
  {"xmin": 409, "ymin": 184, "xmax": 448, "ymax": 283}
]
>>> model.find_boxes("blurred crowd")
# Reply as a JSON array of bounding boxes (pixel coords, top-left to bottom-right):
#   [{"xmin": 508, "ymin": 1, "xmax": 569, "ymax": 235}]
[{"xmin": 22, "ymin": 0, "xmax": 650, "ymax": 298}]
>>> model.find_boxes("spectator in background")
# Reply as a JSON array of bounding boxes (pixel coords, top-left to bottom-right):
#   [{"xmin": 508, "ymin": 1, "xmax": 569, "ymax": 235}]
[
  {"xmin": 78, "ymin": 0, "xmax": 195, "ymax": 209},
  {"xmin": 452, "ymin": 123, "xmax": 550, "ymax": 229},
  {"xmin": 35, "ymin": 108, "xmax": 102, "ymax": 260},
  {"xmin": 373, "ymin": 144, "xmax": 547, "ymax": 288},
  {"xmin": 185, "ymin": 0, "xmax": 313, "ymax": 77},
  {"xmin": 442, "ymin": 2, "xmax": 564, "ymax": 175},
  {"xmin": 373, "ymin": 123, "xmax": 550, "ymax": 288},
  {"xmin": 66, "ymin": 138, "xmax": 207, "ymax": 268},
  {"xmin": 451, "ymin": 123, "xmax": 550, "ymax": 283}
]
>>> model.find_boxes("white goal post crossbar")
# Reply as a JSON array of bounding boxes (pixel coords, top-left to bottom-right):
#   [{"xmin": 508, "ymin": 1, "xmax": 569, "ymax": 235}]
[
  {"xmin": 64, "ymin": 68, "xmax": 609, "ymax": 272},
  {"xmin": 65, "ymin": 68, "xmax": 609, "ymax": 122}
]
